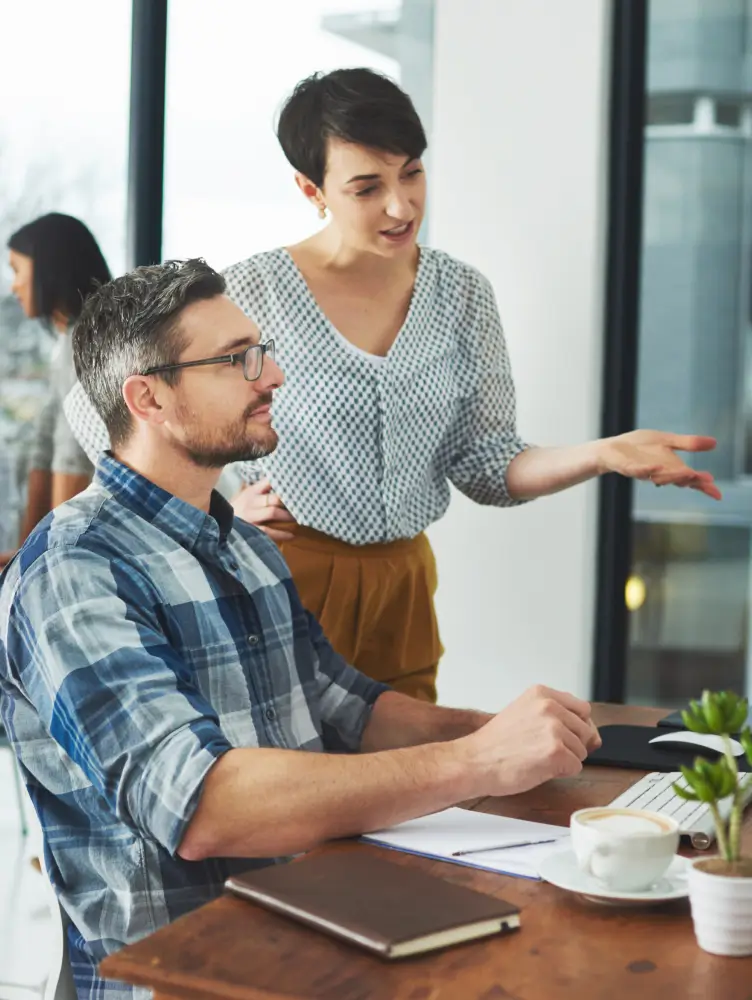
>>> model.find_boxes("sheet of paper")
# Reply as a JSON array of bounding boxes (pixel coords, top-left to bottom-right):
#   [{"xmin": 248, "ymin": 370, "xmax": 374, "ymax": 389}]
[{"xmin": 362, "ymin": 807, "xmax": 570, "ymax": 880}]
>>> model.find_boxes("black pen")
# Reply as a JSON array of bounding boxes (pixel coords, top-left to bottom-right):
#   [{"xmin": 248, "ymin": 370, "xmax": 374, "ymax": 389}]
[{"xmin": 451, "ymin": 838, "xmax": 560, "ymax": 857}]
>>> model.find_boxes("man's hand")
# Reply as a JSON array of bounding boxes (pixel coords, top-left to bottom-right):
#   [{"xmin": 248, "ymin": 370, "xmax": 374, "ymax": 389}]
[
  {"xmin": 231, "ymin": 478, "xmax": 297, "ymax": 542},
  {"xmin": 457, "ymin": 685, "xmax": 601, "ymax": 798}
]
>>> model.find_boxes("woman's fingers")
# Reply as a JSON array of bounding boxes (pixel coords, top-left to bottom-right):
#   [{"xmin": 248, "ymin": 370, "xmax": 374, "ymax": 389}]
[{"xmin": 262, "ymin": 526, "xmax": 296, "ymax": 542}]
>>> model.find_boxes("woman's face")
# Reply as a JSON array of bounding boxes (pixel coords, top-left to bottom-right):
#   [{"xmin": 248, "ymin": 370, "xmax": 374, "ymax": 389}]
[
  {"xmin": 306, "ymin": 138, "xmax": 426, "ymax": 257},
  {"xmin": 8, "ymin": 249, "xmax": 35, "ymax": 318}
]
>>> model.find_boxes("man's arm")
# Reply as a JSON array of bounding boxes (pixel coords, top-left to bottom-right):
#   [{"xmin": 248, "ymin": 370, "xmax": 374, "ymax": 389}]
[
  {"xmin": 360, "ymin": 690, "xmax": 492, "ymax": 751},
  {"xmin": 178, "ymin": 685, "xmax": 601, "ymax": 862}
]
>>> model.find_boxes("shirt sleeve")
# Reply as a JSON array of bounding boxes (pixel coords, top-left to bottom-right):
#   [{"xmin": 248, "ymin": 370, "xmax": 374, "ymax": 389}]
[
  {"xmin": 62, "ymin": 381, "xmax": 110, "ymax": 467},
  {"xmin": 306, "ymin": 608, "xmax": 389, "ymax": 752},
  {"xmin": 448, "ymin": 271, "xmax": 531, "ymax": 507},
  {"xmin": 5, "ymin": 544, "xmax": 232, "ymax": 856}
]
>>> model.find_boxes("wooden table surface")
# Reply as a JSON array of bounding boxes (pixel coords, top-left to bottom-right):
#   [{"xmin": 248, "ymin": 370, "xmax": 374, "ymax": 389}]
[{"xmin": 100, "ymin": 704, "xmax": 752, "ymax": 1000}]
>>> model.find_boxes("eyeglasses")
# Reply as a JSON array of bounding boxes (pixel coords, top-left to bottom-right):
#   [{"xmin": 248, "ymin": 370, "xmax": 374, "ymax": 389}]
[{"xmin": 142, "ymin": 340, "xmax": 276, "ymax": 382}]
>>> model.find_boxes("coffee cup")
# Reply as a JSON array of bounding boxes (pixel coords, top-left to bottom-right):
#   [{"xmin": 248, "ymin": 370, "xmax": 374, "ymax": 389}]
[{"xmin": 570, "ymin": 807, "xmax": 680, "ymax": 892}]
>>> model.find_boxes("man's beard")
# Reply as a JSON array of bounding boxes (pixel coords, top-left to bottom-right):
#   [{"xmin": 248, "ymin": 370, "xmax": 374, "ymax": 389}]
[{"xmin": 176, "ymin": 395, "xmax": 278, "ymax": 468}]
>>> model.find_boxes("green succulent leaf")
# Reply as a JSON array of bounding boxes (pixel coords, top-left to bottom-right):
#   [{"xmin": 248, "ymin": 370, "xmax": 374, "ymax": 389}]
[
  {"xmin": 673, "ymin": 781, "xmax": 699, "ymax": 801},
  {"xmin": 732, "ymin": 701, "xmax": 749, "ymax": 733},
  {"xmin": 682, "ymin": 701, "xmax": 710, "ymax": 734},
  {"xmin": 703, "ymin": 690, "xmax": 725, "ymax": 733},
  {"xmin": 741, "ymin": 727, "xmax": 752, "ymax": 768}
]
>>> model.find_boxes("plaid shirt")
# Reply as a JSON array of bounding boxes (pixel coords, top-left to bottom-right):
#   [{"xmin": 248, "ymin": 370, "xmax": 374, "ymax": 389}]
[{"xmin": 0, "ymin": 455, "xmax": 387, "ymax": 1000}]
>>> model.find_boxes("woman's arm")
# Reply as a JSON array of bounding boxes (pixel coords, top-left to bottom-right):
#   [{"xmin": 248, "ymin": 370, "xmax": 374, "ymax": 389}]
[
  {"xmin": 506, "ymin": 432, "xmax": 721, "ymax": 501},
  {"xmin": 449, "ymin": 269, "xmax": 721, "ymax": 505}
]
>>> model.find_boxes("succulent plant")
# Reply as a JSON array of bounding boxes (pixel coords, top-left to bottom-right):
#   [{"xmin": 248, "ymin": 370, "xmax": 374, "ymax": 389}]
[{"xmin": 673, "ymin": 691, "xmax": 752, "ymax": 862}]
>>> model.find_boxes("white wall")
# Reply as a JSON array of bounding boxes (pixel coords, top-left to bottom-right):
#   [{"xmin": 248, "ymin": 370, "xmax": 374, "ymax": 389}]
[{"xmin": 429, "ymin": 0, "xmax": 612, "ymax": 709}]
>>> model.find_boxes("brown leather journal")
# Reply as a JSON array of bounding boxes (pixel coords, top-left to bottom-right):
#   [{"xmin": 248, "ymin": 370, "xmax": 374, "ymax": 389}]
[{"xmin": 225, "ymin": 851, "xmax": 520, "ymax": 959}]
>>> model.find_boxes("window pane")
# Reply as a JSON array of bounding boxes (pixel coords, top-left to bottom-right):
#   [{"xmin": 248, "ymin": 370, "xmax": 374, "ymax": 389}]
[
  {"xmin": 162, "ymin": 0, "xmax": 434, "ymax": 269},
  {"xmin": 0, "ymin": 0, "xmax": 130, "ymax": 550},
  {"xmin": 626, "ymin": 0, "xmax": 752, "ymax": 706}
]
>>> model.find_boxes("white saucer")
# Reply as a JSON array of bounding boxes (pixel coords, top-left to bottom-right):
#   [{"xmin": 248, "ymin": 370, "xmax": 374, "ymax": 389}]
[{"xmin": 538, "ymin": 850, "xmax": 690, "ymax": 906}]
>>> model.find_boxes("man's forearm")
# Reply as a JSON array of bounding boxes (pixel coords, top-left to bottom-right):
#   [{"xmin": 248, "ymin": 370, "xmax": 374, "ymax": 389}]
[
  {"xmin": 360, "ymin": 690, "xmax": 492, "ymax": 751},
  {"xmin": 178, "ymin": 739, "xmax": 476, "ymax": 862},
  {"xmin": 506, "ymin": 442, "xmax": 604, "ymax": 501},
  {"xmin": 178, "ymin": 685, "xmax": 601, "ymax": 863}
]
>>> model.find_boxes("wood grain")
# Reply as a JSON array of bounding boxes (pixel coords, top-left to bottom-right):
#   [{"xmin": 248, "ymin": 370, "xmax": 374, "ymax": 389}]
[{"xmin": 101, "ymin": 703, "xmax": 752, "ymax": 999}]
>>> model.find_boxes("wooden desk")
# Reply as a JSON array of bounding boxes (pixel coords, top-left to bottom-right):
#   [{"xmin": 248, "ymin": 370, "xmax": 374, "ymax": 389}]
[{"xmin": 100, "ymin": 704, "xmax": 752, "ymax": 1000}]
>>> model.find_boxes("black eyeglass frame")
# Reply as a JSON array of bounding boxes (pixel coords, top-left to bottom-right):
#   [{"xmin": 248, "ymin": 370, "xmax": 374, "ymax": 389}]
[{"xmin": 141, "ymin": 340, "xmax": 276, "ymax": 382}]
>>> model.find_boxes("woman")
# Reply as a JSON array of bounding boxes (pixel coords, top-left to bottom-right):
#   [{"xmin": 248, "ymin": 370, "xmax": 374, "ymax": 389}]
[
  {"xmin": 2, "ymin": 213, "xmax": 111, "ymax": 566},
  {"xmin": 64, "ymin": 69, "xmax": 719, "ymax": 701}
]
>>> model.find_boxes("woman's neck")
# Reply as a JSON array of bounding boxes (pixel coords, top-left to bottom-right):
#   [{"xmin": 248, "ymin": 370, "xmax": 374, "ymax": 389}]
[{"xmin": 294, "ymin": 226, "xmax": 419, "ymax": 282}]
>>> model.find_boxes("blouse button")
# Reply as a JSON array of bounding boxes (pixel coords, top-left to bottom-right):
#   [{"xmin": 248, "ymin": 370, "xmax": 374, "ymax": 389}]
[
  {"xmin": 265, "ymin": 708, "xmax": 276, "ymax": 721},
  {"xmin": 248, "ymin": 635, "xmax": 259, "ymax": 646}
]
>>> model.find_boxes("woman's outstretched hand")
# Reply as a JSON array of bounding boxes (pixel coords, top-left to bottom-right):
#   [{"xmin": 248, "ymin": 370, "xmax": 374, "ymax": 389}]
[{"xmin": 598, "ymin": 430, "xmax": 721, "ymax": 500}]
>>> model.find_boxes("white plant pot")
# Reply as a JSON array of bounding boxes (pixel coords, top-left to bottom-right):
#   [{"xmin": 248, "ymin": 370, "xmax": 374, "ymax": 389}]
[{"xmin": 688, "ymin": 857, "xmax": 752, "ymax": 956}]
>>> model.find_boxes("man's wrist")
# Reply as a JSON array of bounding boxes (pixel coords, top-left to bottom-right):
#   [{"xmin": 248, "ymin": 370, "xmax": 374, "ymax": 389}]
[{"xmin": 428, "ymin": 737, "xmax": 485, "ymax": 802}]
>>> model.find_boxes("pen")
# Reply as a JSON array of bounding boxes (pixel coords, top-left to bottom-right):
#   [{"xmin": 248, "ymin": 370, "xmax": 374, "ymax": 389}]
[{"xmin": 451, "ymin": 838, "xmax": 560, "ymax": 857}]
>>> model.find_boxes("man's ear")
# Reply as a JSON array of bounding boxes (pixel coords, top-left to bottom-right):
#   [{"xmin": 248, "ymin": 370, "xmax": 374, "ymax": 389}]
[{"xmin": 122, "ymin": 375, "xmax": 168, "ymax": 428}]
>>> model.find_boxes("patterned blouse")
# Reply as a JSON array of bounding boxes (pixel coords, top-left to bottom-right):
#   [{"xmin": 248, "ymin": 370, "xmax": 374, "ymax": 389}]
[{"xmin": 64, "ymin": 247, "xmax": 529, "ymax": 545}]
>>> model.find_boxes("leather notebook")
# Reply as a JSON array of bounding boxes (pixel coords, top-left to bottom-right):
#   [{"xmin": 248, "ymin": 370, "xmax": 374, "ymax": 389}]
[
  {"xmin": 225, "ymin": 851, "xmax": 520, "ymax": 959},
  {"xmin": 587, "ymin": 725, "xmax": 752, "ymax": 772}
]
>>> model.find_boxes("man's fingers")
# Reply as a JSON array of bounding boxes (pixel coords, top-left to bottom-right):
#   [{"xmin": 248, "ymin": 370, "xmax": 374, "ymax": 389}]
[
  {"xmin": 586, "ymin": 720, "xmax": 602, "ymax": 751},
  {"xmin": 549, "ymin": 702, "xmax": 597, "ymax": 750},
  {"xmin": 554, "ymin": 728, "xmax": 588, "ymax": 769},
  {"xmin": 537, "ymin": 686, "xmax": 593, "ymax": 724}
]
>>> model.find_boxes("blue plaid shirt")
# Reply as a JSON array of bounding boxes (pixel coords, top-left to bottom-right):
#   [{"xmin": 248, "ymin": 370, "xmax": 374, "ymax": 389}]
[{"xmin": 0, "ymin": 455, "xmax": 387, "ymax": 1000}]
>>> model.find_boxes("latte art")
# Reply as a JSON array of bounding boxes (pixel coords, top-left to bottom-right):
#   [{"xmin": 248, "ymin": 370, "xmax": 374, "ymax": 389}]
[{"xmin": 580, "ymin": 813, "xmax": 667, "ymax": 836}]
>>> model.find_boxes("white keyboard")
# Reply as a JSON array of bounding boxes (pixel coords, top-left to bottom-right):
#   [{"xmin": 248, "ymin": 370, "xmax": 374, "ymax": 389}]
[{"xmin": 608, "ymin": 771, "xmax": 752, "ymax": 849}]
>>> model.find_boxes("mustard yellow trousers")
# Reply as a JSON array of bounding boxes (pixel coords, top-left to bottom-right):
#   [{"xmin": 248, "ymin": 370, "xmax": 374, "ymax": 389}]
[{"xmin": 279, "ymin": 527, "xmax": 443, "ymax": 702}]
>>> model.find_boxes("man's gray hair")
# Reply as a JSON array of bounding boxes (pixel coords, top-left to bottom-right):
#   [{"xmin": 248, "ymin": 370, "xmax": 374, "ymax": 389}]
[{"xmin": 72, "ymin": 258, "xmax": 226, "ymax": 448}]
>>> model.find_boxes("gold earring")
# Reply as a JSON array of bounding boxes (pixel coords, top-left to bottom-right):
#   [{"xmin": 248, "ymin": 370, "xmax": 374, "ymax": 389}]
[{"xmin": 318, "ymin": 204, "xmax": 327, "ymax": 220}]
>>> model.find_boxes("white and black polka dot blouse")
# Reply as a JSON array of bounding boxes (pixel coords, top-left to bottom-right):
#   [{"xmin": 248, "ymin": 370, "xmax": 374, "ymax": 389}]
[{"xmin": 64, "ymin": 247, "xmax": 529, "ymax": 545}]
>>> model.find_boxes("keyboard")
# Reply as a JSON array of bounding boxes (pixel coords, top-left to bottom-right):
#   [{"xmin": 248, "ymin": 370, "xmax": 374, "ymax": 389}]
[{"xmin": 608, "ymin": 771, "xmax": 752, "ymax": 849}]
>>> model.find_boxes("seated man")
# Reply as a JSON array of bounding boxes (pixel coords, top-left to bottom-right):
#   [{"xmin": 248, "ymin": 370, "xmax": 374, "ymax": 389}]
[{"xmin": 0, "ymin": 259, "xmax": 600, "ymax": 1000}]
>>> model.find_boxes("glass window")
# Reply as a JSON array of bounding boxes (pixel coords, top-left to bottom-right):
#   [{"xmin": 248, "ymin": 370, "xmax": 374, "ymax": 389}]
[
  {"xmin": 162, "ymin": 0, "xmax": 434, "ymax": 269},
  {"xmin": 0, "ymin": 0, "xmax": 130, "ymax": 551},
  {"xmin": 625, "ymin": 0, "xmax": 752, "ymax": 706}
]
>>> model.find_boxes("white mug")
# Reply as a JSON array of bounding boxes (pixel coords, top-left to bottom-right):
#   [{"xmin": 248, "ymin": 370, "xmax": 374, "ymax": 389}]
[{"xmin": 570, "ymin": 807, "xmax": 680, "ymax": 892}]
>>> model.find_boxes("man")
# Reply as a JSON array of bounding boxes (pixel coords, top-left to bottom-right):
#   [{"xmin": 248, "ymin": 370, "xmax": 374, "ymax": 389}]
[{"xmin": 0, "ymin": 260, "xmax": 600, "ymax": 1000}]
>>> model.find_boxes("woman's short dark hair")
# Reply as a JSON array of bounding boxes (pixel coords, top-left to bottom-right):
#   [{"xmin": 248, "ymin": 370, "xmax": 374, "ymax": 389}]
[
  {"xmin": 276, "ymin": 68, "xmax": 427, "ymax": 189},
  {"xmin": 8, "ymin": 213, "xmax": 111, "ymax": 323}
]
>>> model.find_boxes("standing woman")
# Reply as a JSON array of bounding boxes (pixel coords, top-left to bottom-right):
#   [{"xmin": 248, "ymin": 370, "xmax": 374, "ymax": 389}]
[
  {"xmin": 2, "ymin": 213, "xmax": 111, "ymax": 566},
  {"xmin": 64, "ymin": 69, "xmax": 719, "ymax": 701}
]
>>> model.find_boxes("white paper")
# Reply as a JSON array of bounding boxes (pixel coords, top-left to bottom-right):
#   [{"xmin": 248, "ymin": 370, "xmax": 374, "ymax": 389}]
[{"xmin": 362, "ymin": 807, "xmax": 570, "ymax": 880}]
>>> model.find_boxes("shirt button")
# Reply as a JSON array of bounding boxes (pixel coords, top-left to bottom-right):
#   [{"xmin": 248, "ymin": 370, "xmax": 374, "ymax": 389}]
[
  {"xmin": 248, "ymin": 635, "xmax": 259, "ymax": 646},
  {"xmin": 265, "ymin": 708, "xmax": 276, "ymax": 721}
]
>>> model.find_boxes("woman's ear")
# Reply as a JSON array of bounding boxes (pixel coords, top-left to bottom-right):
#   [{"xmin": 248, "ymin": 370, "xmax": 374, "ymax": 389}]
[{"xmin": 294, "ymin": 172, "xmax": 326, "ymax": 216}]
